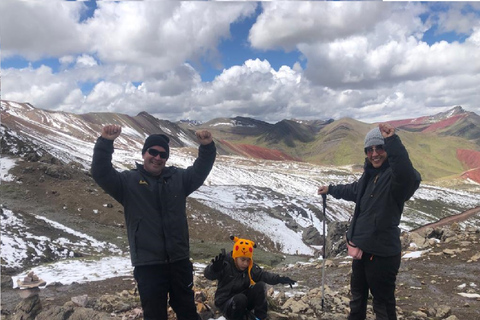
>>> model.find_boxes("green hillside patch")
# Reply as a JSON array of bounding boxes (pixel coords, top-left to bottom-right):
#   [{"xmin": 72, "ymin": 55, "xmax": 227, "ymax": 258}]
[
  {"xmin": 403, "ymin": 132, "xmax": 477, "ymax": 182},
  {"xmin": 181, "ymin": 112, "xmax": 479, "ymax": 185}
]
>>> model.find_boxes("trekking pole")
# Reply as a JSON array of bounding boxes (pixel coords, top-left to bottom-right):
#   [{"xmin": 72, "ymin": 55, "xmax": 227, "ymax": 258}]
[{"xmin": 321, "ymin": 193, "xmax": 327, "ymax": 310}]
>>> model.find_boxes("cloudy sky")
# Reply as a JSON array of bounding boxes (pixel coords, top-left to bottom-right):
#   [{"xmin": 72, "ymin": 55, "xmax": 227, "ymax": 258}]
[{"xmin": 1, "ymin": 1, "xmax": 479, "ymax": 123}]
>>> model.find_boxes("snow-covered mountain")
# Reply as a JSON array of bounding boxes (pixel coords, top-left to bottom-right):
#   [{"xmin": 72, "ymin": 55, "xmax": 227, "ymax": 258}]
[{"xmin": 1, "ymin": 99, "xmax": 480, "ymax": 288}]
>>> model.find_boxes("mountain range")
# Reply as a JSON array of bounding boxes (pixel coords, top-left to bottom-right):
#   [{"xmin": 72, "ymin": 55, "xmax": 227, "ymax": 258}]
[
  {"xmin": 2, "ymin": 100, "xmax": 480, "ymax": 183},
  {"xmin": 1, "ymin": 99, "xmax": 479, "ymax": 276}
]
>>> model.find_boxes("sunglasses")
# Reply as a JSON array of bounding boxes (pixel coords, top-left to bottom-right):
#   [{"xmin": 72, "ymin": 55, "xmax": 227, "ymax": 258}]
[
  {"xmin": 147, "ymin": 148, "xmax": 168, "ymax": 159},
  {"xmin": 364, "ymin": 145, "xmax": 385, "ymax": 155}
]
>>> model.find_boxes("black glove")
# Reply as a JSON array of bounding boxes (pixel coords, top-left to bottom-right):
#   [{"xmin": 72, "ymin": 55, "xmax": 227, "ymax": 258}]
[
  {"xmin": 278, "ymin": 276, "xmax": 296, "ymax": 288},
  {"xmin": 211, "ymin": 250, "xmax": 225, "ymax": 272}
]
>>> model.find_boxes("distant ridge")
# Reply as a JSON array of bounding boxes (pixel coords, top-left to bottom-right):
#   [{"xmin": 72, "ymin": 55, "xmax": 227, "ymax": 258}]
[
  {"xmin": 1, "ymin": 99, "xmax": 479, "ymax": 183},
  {"xmin": 387, "ymin": 106, "xmax": 480, "ymax": 144}
]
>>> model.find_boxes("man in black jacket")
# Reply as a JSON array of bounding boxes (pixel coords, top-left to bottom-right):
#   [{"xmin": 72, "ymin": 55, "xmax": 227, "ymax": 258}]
[
  {"xmin": 318, "ymin": 123, "xmax": 421, "ymax": 320},
  {"xmin": 204, "ymin": 236, "xmax": 296, "ymax": 320},
  {"xmin": 91, "ymin": 124, "xmax": 216, "ymax": 320}
]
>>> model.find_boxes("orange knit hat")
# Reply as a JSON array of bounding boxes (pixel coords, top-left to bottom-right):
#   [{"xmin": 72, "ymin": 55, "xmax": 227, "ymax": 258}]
[{"xmin": 231, "ymin": 235, "xmax": 256, "ymax": 285}]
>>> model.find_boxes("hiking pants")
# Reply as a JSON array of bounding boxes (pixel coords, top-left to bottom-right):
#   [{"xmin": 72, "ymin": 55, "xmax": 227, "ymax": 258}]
[
  {"xmin": 348, "ymin": 253, "xmax": 401, "ymax": 320},
  {"xmin": 223, "ymin": 282, "xmax": 268, "ymax": 320},
  {"xmin": 133, "ymin": 259, "xmax": 199, "ymax": 320}
]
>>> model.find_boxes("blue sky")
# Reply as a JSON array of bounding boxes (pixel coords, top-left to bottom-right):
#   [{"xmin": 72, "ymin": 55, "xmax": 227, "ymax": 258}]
[
  {"xmin": 209, "ymin": 5, "xmax": 304, "ymax": 83},
  {"xmin": 1, "ymin": 1, "xmax": 479, "ymax": 123}
]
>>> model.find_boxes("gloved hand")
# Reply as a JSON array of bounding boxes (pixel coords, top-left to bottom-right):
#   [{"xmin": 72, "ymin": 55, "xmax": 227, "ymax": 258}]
[
  {"xmin": 278, "ymin": 276, "xmax": 296, "ymax": 288},
  {"xmin": 211, "ymin": 250, "xmax": 225, "ymax": 272}
]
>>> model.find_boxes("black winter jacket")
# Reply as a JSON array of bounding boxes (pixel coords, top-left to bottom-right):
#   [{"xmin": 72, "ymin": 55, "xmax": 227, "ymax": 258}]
[
  {"xmin": 204, "ymin": 253, "xmax": 283, "ymax": 309},
  {"xmin": 91, "ymin": 137, "xmax": 216, "ymax": 266},
  {"xmin": 328, "ymin": 134, "xmax": 421, "ymax": 257}
]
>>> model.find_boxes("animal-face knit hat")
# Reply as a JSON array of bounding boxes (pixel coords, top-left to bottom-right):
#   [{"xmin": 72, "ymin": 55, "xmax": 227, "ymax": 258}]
[
  {"xmin": 364, "ymin": 127, "xmax": 385, "ymax": 148},
  {"xmin": 231, "ymin": 235, "xmax": 256, "ymax": 285},
  {"xmin": 142, "ymin": 134, "xmax": 170, "ymax": 158}
]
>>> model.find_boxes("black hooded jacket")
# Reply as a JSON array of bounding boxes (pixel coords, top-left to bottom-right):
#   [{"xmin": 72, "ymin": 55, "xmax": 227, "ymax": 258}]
[
  {"xmin": 91, "ymin": 136, "xmax": 216, "ymax": 266},
  {"xmin": 328, "ymin": 134, "xmax": 421, "ymax": 257},
  {"xmin": 204, "ymin": 253, "xmax": 283, "ymax": 309}
]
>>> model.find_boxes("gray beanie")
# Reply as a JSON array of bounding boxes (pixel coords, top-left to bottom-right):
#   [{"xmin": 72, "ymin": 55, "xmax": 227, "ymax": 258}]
[{"xmin": 364, "ymin": 127, "xmax": 384, "ymax": 148}]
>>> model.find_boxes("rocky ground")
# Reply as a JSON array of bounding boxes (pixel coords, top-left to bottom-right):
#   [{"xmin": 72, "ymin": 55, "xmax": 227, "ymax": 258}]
[
  {"xmin": 2, "ymin": 224, "xmax": 479, "ymax": 320},
  {"xmin": 1, "ymin": 156, "xmax": 480, "ymax": 320}
]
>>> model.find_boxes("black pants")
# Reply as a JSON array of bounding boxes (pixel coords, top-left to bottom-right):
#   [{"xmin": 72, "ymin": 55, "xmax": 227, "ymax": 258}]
[
  {"xmin": 348, "ymin": 253, "xmax": 401, "ymax": 320},
  {"xmin": 133, "ymin": 259, "xmax": 199, "ymax": 320},
  {"xmin": 223, "ymin": 282, "xmax": 268, "ymax": 320}
]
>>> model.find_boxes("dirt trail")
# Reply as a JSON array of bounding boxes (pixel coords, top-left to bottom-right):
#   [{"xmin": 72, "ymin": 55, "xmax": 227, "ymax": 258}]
[{"xmin": 411, "ymin": 206, "xmax": 480, "ymax": 233}]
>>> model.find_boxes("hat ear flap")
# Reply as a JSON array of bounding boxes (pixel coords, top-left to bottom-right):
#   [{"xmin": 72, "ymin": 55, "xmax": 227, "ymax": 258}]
[
  {"xmin": 253, "ymin": 243, "xmax": 257, "ymax": 248},
  {"xmin": 247, "ymin": 261, "xmax": 255, "ymax": 286},
  {"xmin": 230, "ymin": 235, "xmax": 237, "ymax": 242}
]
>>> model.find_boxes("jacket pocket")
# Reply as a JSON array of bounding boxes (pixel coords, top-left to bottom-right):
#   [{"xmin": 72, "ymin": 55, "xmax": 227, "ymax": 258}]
[{"xmin": 130, "ymin": 219, "xmax": 141, "ymax": 261}]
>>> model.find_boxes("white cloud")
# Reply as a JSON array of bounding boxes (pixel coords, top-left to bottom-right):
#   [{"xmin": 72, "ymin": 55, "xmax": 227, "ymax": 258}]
[
  {"xmin": 434, "ymin": 3, "xmax": 480, "ymax": 35},
  {"xmin": 0, "ymin": 0, "xmax": 88, "ymax": 60},
  {"xmin": 82, "ymin": 1, "xmax": 257, "ymax": 74},
  {"xmin": 250, "ymin": 2, "xmax": 390, "ymax": 51},
  {"xmin": 76, "ymin": 54, "xmax": 98, "ymax": 68},
  {"xmin": 3, "ymin": 65, "xmax": 75, "ymax": 110},
  {"xmin": 1, "ymin": 1, "xmax": 479, "ymax": 123},
  {"xmin": 185, "ymin": 59, "xmax": 325, "ymax": 122}
]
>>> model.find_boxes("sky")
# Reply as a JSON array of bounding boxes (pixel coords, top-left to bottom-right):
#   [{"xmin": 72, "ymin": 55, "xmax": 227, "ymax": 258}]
[{"xmin": 1, "ymin": 1, "xmax": 480, "ymax": 124}]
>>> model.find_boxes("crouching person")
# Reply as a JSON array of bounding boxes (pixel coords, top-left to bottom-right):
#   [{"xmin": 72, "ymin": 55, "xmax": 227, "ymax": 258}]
[{"xmin": 204, "ymin": 236, "xmax": 296, "ymax": 320}]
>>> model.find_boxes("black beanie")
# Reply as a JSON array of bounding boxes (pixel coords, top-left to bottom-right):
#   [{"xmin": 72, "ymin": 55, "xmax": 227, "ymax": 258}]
[{"xmin": 142, "ymin": 134, "xmax": 170, "ymax": 158}]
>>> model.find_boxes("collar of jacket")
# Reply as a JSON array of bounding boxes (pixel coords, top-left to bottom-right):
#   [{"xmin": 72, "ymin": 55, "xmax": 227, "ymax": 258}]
[
  {"xmin": 363, "ymin": 158, "xmax": 390, "ymax": 177},
  {"xmin": 135, "ymin": 162, "xmax": 176, "ymax": 178}
]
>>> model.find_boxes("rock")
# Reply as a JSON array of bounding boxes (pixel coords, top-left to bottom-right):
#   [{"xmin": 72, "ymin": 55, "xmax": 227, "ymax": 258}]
[
  {"xmin": 435, "ymin": 305, "xmax": 452, "ymax": 318},
  {"xmin": 469, "ymin": 252, "xmax": 480, "ymax": 262},
  {"xmin": 12, "ymin": 294, "xmax": 42, "ymax": 320},
  {"xmin": 408, "ymin": 232, "xmax": 428, "ymax": 249},
  {"xmin": 25, "ymin": 152, "xmax": 41, "ymax": 162},
  {"xmin": 325, "ymin": 221, "xmax": 349, "ymax": 257},
  {"xmin": 44, "ymin": 165, "xmax": 72, "ymax": 180},
  {"xmin": 282, "ymin": 297, "xmax": 309, "ymax": 313},
  {"xmin": 126, "ymin": 307, "xmax": 143, "ymax": 319},
  {"xmin": 66, "ymin": 307, "xmax": 110, "ymax": 320},
  {"xmin": 71, "ymin": 294, "xmax": 89, "ymax": 307},
  {"xmin": 442, "ymin": 228, "xmax": 457, "ymax": 241},
  {"xmin": 93, "ymin": 293, "xmax": 136, "ymax": 313},
  {"xmin": 442, "ymin": 249, "xmax": 456, "ymax": 255},
  {"xmin": 17, "ymin": 271, "xmax": 46, "ymax": 289},
  {"xmin": 34, "ymin": 306, "xmax": 70, "ymax": 320},
  {"xmin": 17, "ymin": 288, "xmax": 40, "ymax": 299},
  {"xmin": 451, "ymin": 222, "xmax": 461, "ymax": 232},
  {"xmin": 302, "ymin": 226, "xmax": 322, "ymax": 246},
  {"xmin": 35, "ymin": 304, "xmax": 111, "ymax": 320}
]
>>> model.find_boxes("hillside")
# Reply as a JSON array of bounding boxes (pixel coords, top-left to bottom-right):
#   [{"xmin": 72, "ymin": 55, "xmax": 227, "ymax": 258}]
[
  {"xmin": 1, "ymin": 151, "xmax": 479, "ymax": 319},
  {"xmin": 2, "ymin": 100, "xmax": 480, "ymax": 183},
  {"xmin": 1, "ymin": 99, "xmax": 480, "ymax": 319},
  {"xmin": 1, "ymin": 210, "xmax": 479, "ymax": 320},
  {"xmin": 1, "ymin": 100, "xmax": 479, "ymax": 251},
  {"xmin": 304, "ymin": 118, "xmax": 368, "ymax": 166},
  {"xmin": 194, "ymin": 106, "xmax": 480, "ymax": 183}
]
